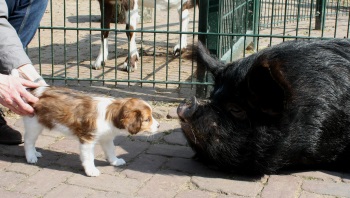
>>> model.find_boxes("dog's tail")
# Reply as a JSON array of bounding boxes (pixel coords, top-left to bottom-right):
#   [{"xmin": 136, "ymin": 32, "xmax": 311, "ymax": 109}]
[{"xmin": 195, "ymin": 42, "xmax": 225, "ymax": 77}]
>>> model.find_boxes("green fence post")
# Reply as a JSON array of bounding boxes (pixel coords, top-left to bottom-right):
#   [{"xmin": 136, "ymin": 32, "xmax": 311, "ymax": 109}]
[
  {"xmin": 315, "ymin": 0, "xmax": 325, "ymax": 30},
  {"xmin": 196, "ymin": 0, "xmax": 209, "ymax": 98},
  {"xmin": 253, "ymin": 0, "xmax": 260, "ymax": 51}
]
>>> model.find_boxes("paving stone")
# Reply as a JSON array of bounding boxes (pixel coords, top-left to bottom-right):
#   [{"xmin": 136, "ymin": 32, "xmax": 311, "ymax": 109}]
[
  {"xmin": 165, "ymin": 157, "xmax": 219, "ymax": 176},
  {"xmin": 136, "ymin": 169, "xmax": 191, "ymax": 198},
  {"xmin": 216, "ymin": 195, "xmax": 246, "ymax": 198},
  {"xmin": 167, "ymin": 107, "xmax": 179, "ymax": 119},
  {"xmin": 29, "ymin": 148, "xmax": 64, "ymax": 167},
  {"xmin": 41, "ymin": 128, "xmax": 71, "ymax": 138},
  {"xmin": 49, "ymin": 138, "xmax": 81, "ymax": 154},
  {"xmin": 5, "ymin": 116, "xmax": 19, "ymax": 126},
  {"xmin": 44, "ymin": 184, "xmax": 95, "ymax": 198},
  {"xmin": 0, "ymin": 156, "xmax": 13, "ymax": 170},
  {"xmin": 130, "ymin": 131, "xmax": 164, "ymax": 142},
  {"xmin": 292, "ymin": 171, "xmax": 343, "ymax": 182},
  {"xmin": 33, "ymin": 135, "xmax": 58, "ymax": 149},
  {"xmin": 261, "ymin": 175, "xmax": 302, "ymax": 198},
  {"xmin": 299, "ymin": 191, "xmax": 336, "ymax": 198},
  {"xmin": 0, "ymin": 170, "xmax": 27, "ymax": 190},
  {"xmin": 0, "ymin": 145, "xmax": 25, "ymax": 157},
  {"xmin": 13, "ymin": 168, "xmax": 73, "ymax": 196},
  {"xmin": 157, "ymin": 120, "xmax": 181, "ymax": 133},
  {"xmin": 152, "ymin": 106, "xmax": 168, "ymax": 119},
  {"xmin": 14, "ymin": 119, "xmax": 62, "ymax": 139},
  {"xmin": 302, "ymin": 180, "xmax": 350, "ymax": 197},
  {"xmin": 175, "ymin": 189, "xmax": 214, "ymax": 198},
  {"xmin": 147, "ymin": 144, "xmax": 194, "ymax": 158},
  {"xmin": 93, "ymin": 160, "xmax": 125, "ymax": 176},
  {"xmin": 192, "ymin": 176, "xmax": 263, "ymax": 197},
  {"xmin": 68, "ymin": 173, "xmax": 141, "ymax": 195},
  {"xmin": 114, "ymin": 139, "xmax": 151, "ymax": 162},
  {"xmin": 6, "ymin": 160, "xmax": 41, "ymax": 176},
  {"xmin": 113, "ymin": 133, "xmax": 129, "ymax": 145},
  {"xmin": 0, "ymin": 188, "xmax": 32, "ymax": 198},
  {"xmin": 88, "ymin": 191, "xmax": 132, "ymax": 198},
  {"xmin": 163, "ymin": 131, "xmax": 188, "ymax": 145},
  {"xmin": 54, "ymin": 153, "xmax": 84, "ymax": 170},
  {"xmin": 122, "ymin": 154, "xmax": 167, "ymax": 182},
  {"xmin": 342, "ymin": 173, "xmax": 350, "ymax": 183}
]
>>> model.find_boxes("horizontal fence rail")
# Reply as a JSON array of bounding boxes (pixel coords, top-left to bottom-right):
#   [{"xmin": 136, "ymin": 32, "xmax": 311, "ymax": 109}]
[{"xmin": 26, "ymin": 0, "xmax": 350, "ymax": 98}]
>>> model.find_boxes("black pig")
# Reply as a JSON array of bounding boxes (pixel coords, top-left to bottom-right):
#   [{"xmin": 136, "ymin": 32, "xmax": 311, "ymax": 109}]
[{"xmin": 178, "ymin": 40, "xmax": 350, "ymax": 174}]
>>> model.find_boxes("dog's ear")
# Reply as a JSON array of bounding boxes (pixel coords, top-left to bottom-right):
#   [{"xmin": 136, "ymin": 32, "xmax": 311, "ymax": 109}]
[
  {"xmin": 246, "ymin": 56, "xmax": 291, "ymax": 116},
  {"xmin": 125, "ymin": 110, "xmax": 142, "ymax": 134},
  {"xmin": 196, "ymin": 42, "xmax": 226, "ymax": 78}
]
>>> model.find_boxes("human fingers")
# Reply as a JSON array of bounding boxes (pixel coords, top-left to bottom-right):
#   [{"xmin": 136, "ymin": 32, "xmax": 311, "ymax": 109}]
[
  {"xmin": 0, "ymin": 88, "xmax": 34, "ymax": 116},
  {"xmin": 12, "ymin": 94, "xmax": 35, "ymax": 116},
  {"xmin": 18, "ymin": 87, "xmax": 39, "ymax": 104},
  {"xmin": 0, "ymin": 96, "xmax": 27, "ymax": 116},
  {"xmin": 19, "ymin": 78, "xmax": 40, "ymax": 88}
]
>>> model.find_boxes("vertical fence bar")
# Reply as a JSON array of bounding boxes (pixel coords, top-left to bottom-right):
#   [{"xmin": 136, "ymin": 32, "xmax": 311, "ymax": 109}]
[
  {"xmin": 308, "ymin": 0, "xmax": 315, "ymax": 38},
  {"xmin": 64, "ymin": 0, "xmax": 67, "ymax": 85},
  {"xmin": 320, "ymin": 0, "xmax": 326, "ymax": 37},
  {"xmin": 50, "ymin": 0, "xmax": 54, "ymax": 84},
  {"xmin": 152, "ymin": 0, "xmax": 156, "ymax": 88},
  {"xmin": 190, "ymin": 0, "xmax": 198, "ymax": 89},
  {"xmin": 197, "ymin": 0, "xmax": 209, "ymax": 98},
  {"xmin": 38, "ymin": 30, "xmax": 42, "ymax": 76},
  {"xmin": 269, "ymin": 0, "xmax": 275, "ymax": 45},
  {"xmin": 347, "ymin": 6, "xmax": 350, "ymax": 38},
  {"xmin": 89, "ymin": 0, "xmax": 92, "ymax": 86},
  {"xmin": 76, "ymin": 0, "xmax": 80, "ymax": 84},
  {"xmin": 178, "ymin": 1, "xmax": 183, "ymax": 88},
  {"xmin": 253, "ymin": 0, "xmax": 260, "ymax": 51},
  {"xmin": 295, "ymin": 0, "xmax": 301, "ymax": 38},
  {"xmin": 127, "ymin": 0, "xmax": 131, "ymax": 86},
  {"xmin": 315, "ymin": 0, "xmax": 323, "ymax": 29},
  {"xmin": 282, "ymin": 0, "xmax": 288, "ymax": 41},
  {"xmin": 139, "ymin": 2, "xmax": 143, "ymax": 88},
  {"xmin": 334, "ymin": 0, "xmax": 340, "ymax": 37},
  {"xmin": 165, "ymin": 0, "xmax": 170, "ymax": 89}
]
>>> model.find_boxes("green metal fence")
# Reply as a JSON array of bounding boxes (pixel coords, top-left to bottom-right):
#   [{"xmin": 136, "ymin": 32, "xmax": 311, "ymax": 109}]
[
  {"xmin": 201, "ymin": 0, "xmax": 254, "ymax": 63},
  {"xmin": 27, "ymin": 0, "xmax": 350, "ymax": 99}
]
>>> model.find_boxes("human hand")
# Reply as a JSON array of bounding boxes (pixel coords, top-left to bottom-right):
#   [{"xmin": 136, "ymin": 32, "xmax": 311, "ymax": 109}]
[
  {"xmin": 0, "ymin": 74, "xmax": 39, "ymax": 116},
  {"xmin": 17, "ymin": 64, "xmax": 48, "ymax": 86}
]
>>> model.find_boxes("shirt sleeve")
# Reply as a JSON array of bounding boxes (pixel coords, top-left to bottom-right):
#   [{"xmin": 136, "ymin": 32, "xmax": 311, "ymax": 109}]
[{"xmin": 0, "ymin": 0, "xmax": 32, "ymax": 75}]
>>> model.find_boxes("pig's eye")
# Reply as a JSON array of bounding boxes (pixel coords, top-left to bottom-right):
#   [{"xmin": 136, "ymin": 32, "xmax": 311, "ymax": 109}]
[{"xmin": 227, "ymin": 104, "xmax": 246, "ymax": 119}]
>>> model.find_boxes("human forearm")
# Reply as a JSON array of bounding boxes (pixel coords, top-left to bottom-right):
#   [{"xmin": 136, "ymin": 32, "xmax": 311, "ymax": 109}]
[{"xmin": 0, "ymin": 10, "xmax": 32, "ymax": 74}]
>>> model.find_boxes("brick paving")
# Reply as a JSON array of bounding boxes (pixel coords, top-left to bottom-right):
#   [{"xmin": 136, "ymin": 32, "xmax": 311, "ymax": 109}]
[
  {"xmin": 1, "ymin": 107, "xmax": 350, "ymax": 197},
  {"xmin": 1, "ymin": 0, "xmax": 350, "ymax": 197}
]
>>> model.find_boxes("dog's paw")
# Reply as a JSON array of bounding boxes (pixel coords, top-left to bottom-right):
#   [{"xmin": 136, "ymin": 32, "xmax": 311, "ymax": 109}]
[
  {"xmin": 121, "ymin": 63, "xmax": 135, "ymax": 72},
  {"xmin": 173, "ymin": 44, "xmax": 187, "ymax": 57},
  {"xmin": 111, "ymin": 158, "xmax": 126, "ymax": 166},
  {"xmin": 26, "ymin": 153, "xmax": 38, "ymax": 164},
  {"xmin": 84, "ymin": 167, "xmax": 100, "ymax": 177},
  {"xmin": 35, "ymin": 151, "xmax": 42, "ymax": 158},
  {"xmin": 92, "ymin": 60, "xmax": 103, "ymax": 70}
]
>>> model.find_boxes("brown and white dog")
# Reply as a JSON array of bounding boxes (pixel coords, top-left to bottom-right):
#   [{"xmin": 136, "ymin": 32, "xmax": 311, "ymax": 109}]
[
  {"xmin": 23, "ymin": 86, "xmax": 159, "ymax": 177},
  {"xmin": 94, "ymin": 0, "xmax": 199, "ymax": 71}
]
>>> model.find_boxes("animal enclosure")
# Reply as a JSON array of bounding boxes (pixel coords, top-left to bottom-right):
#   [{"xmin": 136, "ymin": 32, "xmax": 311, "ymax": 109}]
[{"xmin": 26, "ymin": 0, "xmax": 350, "ymax": 98}]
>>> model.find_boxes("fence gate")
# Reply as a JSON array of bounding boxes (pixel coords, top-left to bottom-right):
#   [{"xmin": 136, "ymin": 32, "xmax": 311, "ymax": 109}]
[{"xmin": 196, "ymin": 0, "xmax": 255, "ymax": 97}]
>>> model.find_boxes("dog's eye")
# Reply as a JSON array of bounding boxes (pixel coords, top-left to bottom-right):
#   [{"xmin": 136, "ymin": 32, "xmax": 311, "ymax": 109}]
[{"xmin": 144, "ymin": 118, "xmax": 150, "ymax": 122}]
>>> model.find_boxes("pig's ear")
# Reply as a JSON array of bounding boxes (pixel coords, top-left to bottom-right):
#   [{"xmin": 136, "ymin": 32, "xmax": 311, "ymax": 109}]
[
  {"xmin": 246, "ymin": 56, "xmax": 291, "ymax": 116},
  {"xmin": 196, "ymin": 42, "xmax": 226, "ymax": 78}
]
